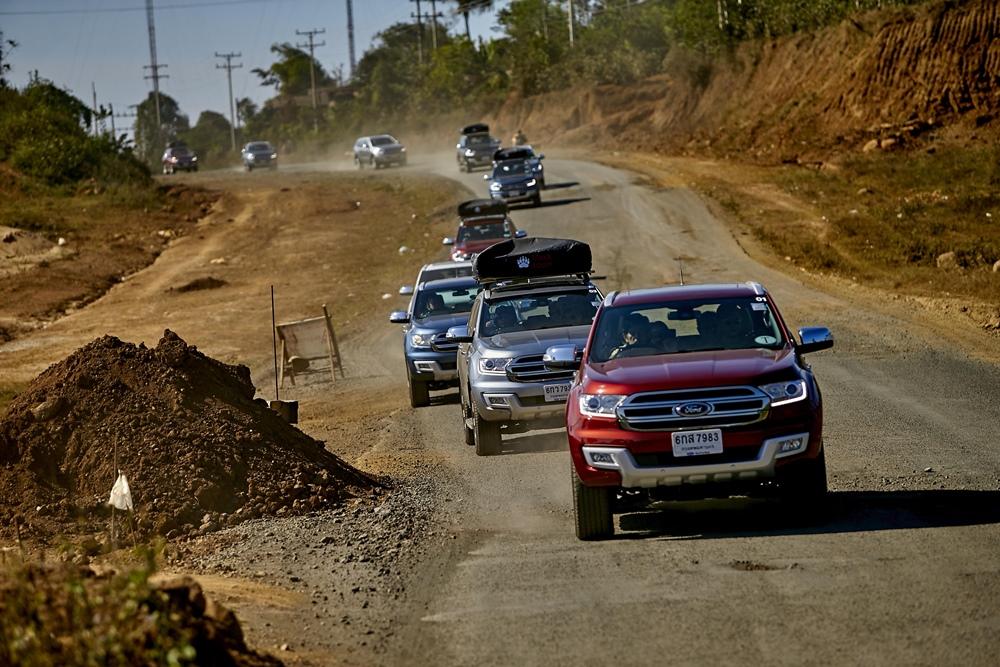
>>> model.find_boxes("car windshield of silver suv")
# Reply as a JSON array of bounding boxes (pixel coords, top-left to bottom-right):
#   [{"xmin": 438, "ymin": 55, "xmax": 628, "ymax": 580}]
[
  {"xmin": 590, "ymin": 296, "xmax": 785, "ymax": 361},
  {"xmin": 480, "ymin": 291, "xmax": 600, "ymax": 337}
]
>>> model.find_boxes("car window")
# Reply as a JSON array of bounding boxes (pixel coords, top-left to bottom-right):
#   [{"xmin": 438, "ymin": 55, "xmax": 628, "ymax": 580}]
[
  {"xmin": 371, "ymin": 135, "xmax": 397, "ymax": 146},
  {"xmin": 413, "ymin": 285, "xmax": 479, "ymax": 320},
  {"xmin": 249, "ymin": 142, "xmax": 271, "ymax": 151},
  {"xmin": 493, "ymin": 160, "xmax": 531, "ymax": 176},
  {"xmin": 421, "ymin": 265, "xmax": 474, "ymax": 281},
  {"xmin": 468, "ymin": 134, "xmax": 492, "ymax": 146},
  {"xmin": 479, "ymin": 291, "xmax": 600, "ymax": 336},
  {"xmin": 590, "ymin": 296, "xmax": 786, "ymax": 362},
  {"xmin": 457, "ymin": 220, "xmax": 512, "ymax": 243}
]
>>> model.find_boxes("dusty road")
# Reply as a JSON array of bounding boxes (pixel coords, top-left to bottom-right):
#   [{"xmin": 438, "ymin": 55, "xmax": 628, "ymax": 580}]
[{"xmin": 3, "ymin": 152, "xmax": 999, "ymax": 665}]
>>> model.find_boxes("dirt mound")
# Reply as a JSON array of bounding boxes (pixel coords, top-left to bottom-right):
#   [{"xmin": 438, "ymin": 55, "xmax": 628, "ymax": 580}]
[
  {"xmin": 491, "ymin": 0, "xmax": 1000, "ymax": 161},
  {"xmin": 0, "ymin": 330, "xmax": 377, "ymax": 540},
  {"xmin": 171, "ymin": 276, "xmax": 228, "ymax": 293}
]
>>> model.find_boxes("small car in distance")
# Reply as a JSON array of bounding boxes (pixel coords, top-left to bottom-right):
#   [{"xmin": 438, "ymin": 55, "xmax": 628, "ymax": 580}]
[
  {"xmin": 443, "ymin": 199, "xmax": 526, "ymax": 262},
  {"xmin": 241, "ymin": 141, "xmax": 278, "ymax": 171},
  {"xmin": 457, "ymin": 123, "xmax": 501, "ymax": 172},
  {"xmin": 354, "ymin": 134, "xmax": 407, "ymax": 169},
  {"xmin": 485, "ymin": 150, "xmax": 544, "ymax": 206},
  {"xmin": 493, "ymin": 146, "xmax": 545, "ymax": 187},
  {"xmin": 552, "ymin": 281, "xmax": 835, "ymax": 540},
  {"xmin": 161, "ymin": 143, "xmax": 198, "ymax": 174},
  {"xmin": 389, "ymin": 276, "xmax": 481, "ymax": 407}
]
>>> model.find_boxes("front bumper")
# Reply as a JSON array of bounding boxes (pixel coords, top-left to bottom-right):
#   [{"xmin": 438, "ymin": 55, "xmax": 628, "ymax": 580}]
[
  {"xmin": 580, "ymin": 432, "xmax": 811, "ymax": 488},
  {"xmin": 407, "ymin": 350, "xmax": 458, "ymax": 382},
  {"xmin": 491, "ymin": 184, "xmax": 539, "ymax": 203},
  {"xmin": 463, "ymin": 153, "xmax": 493, "ymax": 166},
  {"xmin": 375, "ymin": 154, "xmax": 407, "ymax": 166},
  {"xmin": 471, "ymin": 376, "xmax": 569, "ymax": 423}
]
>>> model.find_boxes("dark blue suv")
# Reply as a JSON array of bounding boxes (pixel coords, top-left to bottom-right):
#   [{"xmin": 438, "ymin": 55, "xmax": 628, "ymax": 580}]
[{"xmin": 389, "ymin": 276, "xmax": 480, "ymax": 407}]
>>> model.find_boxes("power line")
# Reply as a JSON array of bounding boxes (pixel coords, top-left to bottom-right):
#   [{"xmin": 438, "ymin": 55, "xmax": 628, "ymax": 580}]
[
  {"xmin": 0, "ymin": 0, "xmax": 297, "ymax": 17},
  {"xmin": 215, "ymin": 51, "xmax": 243, "ymax": 151},
  {"xmin": 295, "ymin": 28, "xmax": 325, "ymax": 132}
]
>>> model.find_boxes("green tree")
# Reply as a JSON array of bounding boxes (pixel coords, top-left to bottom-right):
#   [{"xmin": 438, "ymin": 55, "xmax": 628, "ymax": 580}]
[
  {"xmin": 180, "ymin": 110, "xmax": 232, "ymax": 162},
  {"xmin": 134, "ymin": 91, "xmax": 189, "ymax": 166},
  {"xmin": 252, "ymin": 43, "xmax": 331, "ymax": 96}
]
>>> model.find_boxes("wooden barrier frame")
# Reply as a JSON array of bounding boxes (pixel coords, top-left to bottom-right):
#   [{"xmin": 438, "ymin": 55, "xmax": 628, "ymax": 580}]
[{"xmin": 275, "ymin": 304, "xmax": 344, "ymax": 387}]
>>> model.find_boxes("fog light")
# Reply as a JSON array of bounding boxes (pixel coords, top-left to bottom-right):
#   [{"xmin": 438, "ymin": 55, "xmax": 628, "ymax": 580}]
[
  {"xmin": 414, "ymin": 361, "xmax": 436, "ymax": 373},
  {"xmin": 484, "ymin": 394, "xmax": 511, "ymax": 407},
  {"xmin": 590, "ymin": 452, "xmax": 614, "ymax": 464},
  {"xmin": 778, "ymin": 436, "xmax": 805, "ymax": 454}
]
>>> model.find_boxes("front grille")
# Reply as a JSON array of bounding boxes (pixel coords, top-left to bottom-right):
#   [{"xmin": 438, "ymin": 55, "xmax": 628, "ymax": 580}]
[
  {"xmin": 618, "ymin": 386, "xmax": 769, "ymax": 431},
  {"xmin": 431, "ymin": 333, "xmax": 458, "ymax": 352},
  {"xmin": 632, "ymin": 446, "xmax": 762, "ymax": 468},
  {"xmin": 506, "ymin": 354, "xmax": 574, "ymax": 383}
]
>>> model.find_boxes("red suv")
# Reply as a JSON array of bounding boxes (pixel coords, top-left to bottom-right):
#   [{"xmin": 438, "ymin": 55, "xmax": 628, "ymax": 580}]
[
  {"xmin": 442, "ymin": 199, "xmax": 527, "ymax": 262},
  {"xmin": 544, "ymin": 282, "xmax": 834, "ymax": 540}
]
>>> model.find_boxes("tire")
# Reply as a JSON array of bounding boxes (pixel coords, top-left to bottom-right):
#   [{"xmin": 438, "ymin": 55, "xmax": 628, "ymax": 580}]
[
  {"xmin": 247, "ymin": 164, "xmax": 253, "ymax": 172},
  {"xmin": 162, "ymin": 165, "xmax": 169, "ymax": 175},
  {"xmin": 473, "ymin": 405, "xmax": 501, "ymax": 456},
  {"xmin": 777, "ymin": 448, "xmax": 828, "ymax": 501},
  {"xmin": 572, "ymin": 462, "xmax": 614, "ymax": 540},
  {"xmin": 192, "ymin": 166, "xmax": 198, "ymax": 172},
  {"xmin": 532, "ymin": 193, "xmax": 542, "ymax": 207},
  {"xmin": 354, "ymin": 156, "xmax": 363, "ymax": 170},
  {"xmin": 408, "ymin": 378, "xmax": 430, "ymax": 408}
]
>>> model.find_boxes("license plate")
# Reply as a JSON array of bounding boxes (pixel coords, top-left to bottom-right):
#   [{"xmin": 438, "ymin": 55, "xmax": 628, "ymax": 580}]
[
  {"xmin": 510, "ymin": 190, "xmax": 523, "ymax": 197},
  {"xmin": 670, "ymin": 429, "xmax": 723, "ymax": 457},
  {"xmin": 543, "ymin": 382, "xmax": 572, "ymax": 402}
]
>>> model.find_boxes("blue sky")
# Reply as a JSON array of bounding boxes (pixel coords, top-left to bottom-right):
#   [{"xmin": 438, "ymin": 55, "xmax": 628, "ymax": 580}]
[{"xmin": 0, "ymin": 0, "xmax": 506, "ymax": 130}]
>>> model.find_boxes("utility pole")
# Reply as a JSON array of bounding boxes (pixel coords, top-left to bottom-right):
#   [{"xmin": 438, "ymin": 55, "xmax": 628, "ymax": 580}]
[
  {"xmin": 295, "ymin": 28, "xmax": 325, "ymax": 132},
  {"xmin": 429, "ymin": 0, "xmax": 439, "ymax": 51},
  {"xmin": 409, "ymin": 0, "xmax": 424, "ymax": 65},
  {"xmin": 144, "ymin": 0, "xmax": 168, "ymax": 146},
  {"xmin": 345, "ymin": 0, "xmax": 356, "ymax": 79},
  {"xmin": 215, "ymin": 51, "xmax": 243, "ymax": 151},
  {"xmin": 567, "ymin": 0, "xmax": 575, "ymax": 47},
  {"xmin": 92, "ymin": 82, "xmax": 99, "ymax": 137},
  {"xmin": 109, "ymin": 103, "xmax": 116, "ymax": 139}
]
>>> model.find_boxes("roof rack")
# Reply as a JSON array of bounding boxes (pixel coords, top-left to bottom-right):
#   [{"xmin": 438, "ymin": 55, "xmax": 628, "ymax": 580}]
[
  {"xmin": 745, "ymin": 281, "xmax": 767, "ymax": 295},
  {"xmin": 482, "ymin": 272, "xmax": 594, "ymax": 292}
]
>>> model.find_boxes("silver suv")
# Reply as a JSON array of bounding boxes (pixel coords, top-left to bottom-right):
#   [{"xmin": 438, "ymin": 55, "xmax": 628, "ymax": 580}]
[{"xmin": 442, "ymin": 239, "xmax": 601, "ymax": 455}]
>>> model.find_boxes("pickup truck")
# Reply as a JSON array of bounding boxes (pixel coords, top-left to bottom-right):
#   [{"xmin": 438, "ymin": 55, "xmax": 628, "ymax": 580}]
[{"xmin": 547, "ymin": 282, "xmax": 834, "ymax": 540}]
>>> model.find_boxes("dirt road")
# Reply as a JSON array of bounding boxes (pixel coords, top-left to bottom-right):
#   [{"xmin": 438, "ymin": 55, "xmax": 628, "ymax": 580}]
[{"xmin": 2, "ymin": 153, "xmax": 999, "ymax": 665}]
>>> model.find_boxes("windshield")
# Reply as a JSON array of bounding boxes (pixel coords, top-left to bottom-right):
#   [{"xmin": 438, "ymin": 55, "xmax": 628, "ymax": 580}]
[
  {"xmin": 170, "ymin": 147, "xmax": 191, "ymax": 156},
  {"xmin": 457, "ymin": 219, "xmax": 512, "ymax": 243},
  {"xmin": 479, "ymin": 290, "xmax": 600, "ymax": 336},
  {"xmin": 371, "ymin": 135, "xmax": 397, "ymax": 146},
  {"xmin": 248, "ymin": 142, "xmax": 272, "ymax": 151},
  {"xmin": 467, "ymin": 134, "xmax": 494, "ymax": 146},
  {"xmin": 413, "ymin": 285, "xmax": 479, "ymax": 320},
  {"xmin": 590, "ymin": 296, "xmax": 786, "ymax": 362},
  {"xmin": 421, "ymin": 264, "xmax": 474, "ymax": 281},
  {"xmin": 493, "ymin": 160, "xmax": 532, "ymax": 177}
]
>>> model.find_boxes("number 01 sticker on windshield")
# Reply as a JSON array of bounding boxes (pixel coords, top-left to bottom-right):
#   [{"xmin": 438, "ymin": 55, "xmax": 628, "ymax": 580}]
[{"xmin": 670, "ymin": 429, "xmax": 723, "ymax": 457}]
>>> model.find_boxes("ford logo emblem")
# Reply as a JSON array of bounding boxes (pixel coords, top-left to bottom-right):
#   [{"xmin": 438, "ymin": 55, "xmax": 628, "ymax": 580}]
[{"xmin": 676, "ymin": 402, "xmax": 712, "ymax": 417}]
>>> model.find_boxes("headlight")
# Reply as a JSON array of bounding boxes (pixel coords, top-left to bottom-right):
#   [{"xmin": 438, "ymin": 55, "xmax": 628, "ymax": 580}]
[
  {"xmin": 535, "ymin": 164, "xmax": 543, "ymax": 171},
  {"xmin": 247, "ymin": 153, "xmax": 255, "ymax": 160},
  {"xmin": 579, "ymin": 394, "xmax": 626, "ymax": 418},
  {"xmin": 452, "ymin": 250, "xmax": 467, "ymax": 260},
  {"xmin": 489, "ymin": 182, "xmax": 501, "ymax": 191},
  {"xmin": 526, "ymin": 178, "xmax": 537, "ymax": 187},
  {"xmin": 271, "ymin": 152, "xmax": 278, "ymax": 159},
  {"xmin": 400, "ymin": 147, "xmax": 406, "ymax": 152},
  {"xmin": 410, "ymin": 333, "xmax": 431, "ymax": 348},
  {"xmin": 465, "ymin": 149, "xmax": 476, "ymax": 157},
  {"xmin": 192, "ymin": 156, "xmax": 198, "ymax": 161},
  {"xmin": 761, "ymin": 380, "xmax": 807, "ymax": 406},
  {"xmin": 478, "ymin": 357, "xmax": 513, "ymax": 374},
  {"xmin": 372, "ymin": 147, "xmax": 382, "ymax": 154}
]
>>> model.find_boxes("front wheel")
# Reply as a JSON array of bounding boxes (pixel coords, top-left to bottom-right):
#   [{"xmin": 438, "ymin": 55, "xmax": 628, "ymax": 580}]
[
  {"xmin": 354, "ymin": 156, "xmax": 363, "ymax": 170},
  {"xmin": 473, "ymin": 405, "xmax": 501, "ymax": 456},
  {"xmin": 777, "ymin": 449, "xmax": 828, "ymax": 501},
  {"xmin": 409, "ymin": 378, "xmax": 430, "ymax": 408},
  {"xmin": 532, "ymin": 193, "xmax": 542, "ymax": 207},
  {"xmin": 572, "ymin": 463, "xmax": 614, "ymax": 540}
]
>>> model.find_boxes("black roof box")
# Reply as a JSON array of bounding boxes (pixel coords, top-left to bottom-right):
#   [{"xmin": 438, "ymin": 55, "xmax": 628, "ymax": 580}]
[
  {"xmin": 461, "ymin": 123, "xmax": 489, "ymax": 135},
  {"xmin": 494, "ymin": 146, "xmax": 534, "ymax": 162},
  {"xmin": 473, "ymin": 237, "xmax": 592, "ymax": 282},
  {"xmin": 458, "ymin": 198, "xmax": 508, "ymax": 219}
]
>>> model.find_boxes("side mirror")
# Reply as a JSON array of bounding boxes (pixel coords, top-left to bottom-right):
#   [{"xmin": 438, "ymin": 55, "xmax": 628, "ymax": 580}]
[
  {"xmin": 797, "ymin": 326, "xmax": 833, "ymax": 354},
  {"xmin": 543, "ymin": 344, "xmax": 581, "ymax": 370},
  {"xmin": 442, "ymin": 237, "xmax": 454, "ymax": 246},
  {"xmin": 389, "ymin": 311, "xmax": 410, "ymax": 324},
  {"xmin": 482, "ymin": 174, "xmax": 490, "ymax": 181},
  {"xmin": 514, "ymin": 230, "xmax": 528, "ymax": 239},
  {"xmin": 399, "ymin": 285, "xmax": 414, "ymax": 296},
  {"xmin": 445, "ymin": 325, "xmax": 473, "ymax": 344},
  {"xmin": 538, "ymin": 153, "xmax": 545, "ymax": 159}
]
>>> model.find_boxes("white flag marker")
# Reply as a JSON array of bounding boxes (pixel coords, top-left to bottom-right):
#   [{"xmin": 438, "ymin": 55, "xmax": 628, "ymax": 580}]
[{"xmin": 108, "ymin": 472, "xmax": 134, "ymax": 512}]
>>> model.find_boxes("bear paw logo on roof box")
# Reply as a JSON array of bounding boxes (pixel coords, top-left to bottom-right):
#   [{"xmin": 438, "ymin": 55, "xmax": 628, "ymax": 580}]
[{"xmin": 517, "ymin": 256, "xmax": 531, "ymax": 269}]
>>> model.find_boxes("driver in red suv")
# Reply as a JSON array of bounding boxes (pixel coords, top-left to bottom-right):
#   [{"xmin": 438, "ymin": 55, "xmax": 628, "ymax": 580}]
[{"xmin": 544, "ymin": 282, "xmax": 834, "ymax": 540}]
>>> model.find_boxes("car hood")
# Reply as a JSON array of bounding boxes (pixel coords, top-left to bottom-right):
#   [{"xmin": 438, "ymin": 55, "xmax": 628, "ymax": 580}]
[
  {"xmin": 373, "ymin": 143, "xmax": 404, "ymax": 151},
  {"xmin": 412, "ymin": 313, "xmax": 471, "ymax": 334},
  {"xmin": 493, "ymin": 174, "xmax": 534, "ymax": 186},
  {"xmin": 480, "ymin": 325, "xmax": 592, "ymax": 353},
  {"xmin": 585, "ymin": 347, "xmax": 798, "ymax": 393}
]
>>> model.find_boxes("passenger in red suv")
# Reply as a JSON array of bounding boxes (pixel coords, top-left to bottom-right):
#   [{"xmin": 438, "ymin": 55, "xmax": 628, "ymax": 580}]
[{"xmin": 543, "ymin": 282, "xmax": 834, "ymax": 540}]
